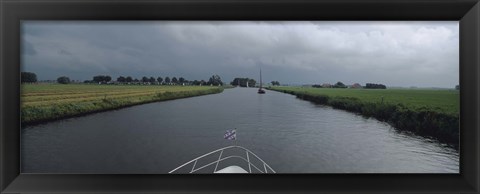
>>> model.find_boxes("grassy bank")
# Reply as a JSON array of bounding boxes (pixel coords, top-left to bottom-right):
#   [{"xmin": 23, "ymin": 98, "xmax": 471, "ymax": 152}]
[
  {"xmin": 268, "ymin": 86, "xmax": 459, "ymax": 147},
  {"xmin": 21, "ymin": 84, "xmax": 224, "ymax": 126}
]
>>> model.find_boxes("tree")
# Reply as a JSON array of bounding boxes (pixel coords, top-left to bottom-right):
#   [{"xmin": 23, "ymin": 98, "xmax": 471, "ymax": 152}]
[
  {"xmin": 231, "ymin": 78, "xmax": 255, "ymax": 87},
  {"xmin": 21, "ymin": 72, "xmax": 37, "ymax": 83},
  {"xmin": 157, "ymin": 77, "xmax": 163, "ymax": 84},
  {"xmin": 117, "ymin": 76, "xmax": 126, "ymax": 83},
  {"xmin": 455, "ymin": 85, "xmax": 460, "ymax": 90},
  {"xmin": 179, "ymin": 77, "xmax": 185, "ymax": 83},
  {"xmin": 192, "ymin": 80, "xmax": 200, "ymax": 85},
  {"xmin": 149, "ymin": 77, "xmax": 156, "ymax": 84},
  {"xmin": 248, "ymin": 79, "xmax": 256, "ymax": 87},
  {"xmin": 208, "ymin": 74, "xmax": 223, "ymax": 86},
  {"xmin": 142, "ymin": 76, "xmax": 149, "ymax": 83},
  {"xmin": 165, "ymin": 77, "xmax": 171, "ymax": 84},
  {"xmin": 271, "ymin": 81, "xmax": 280, "ymax": 86},
  {"xmin": 93, "ymin": 75, "xmax": 104, "ymax": 83},
  {"xmin": 126, "ymin": 76, "xmax": 133, "ymax": 83},
  {"xmin": 172, "ymin": 77, "xmax": 178, "ymax": 84},
  {"xmin": 57, "ymin": 76, "xmax": 70, "ymax": 84},
  {"xmin": 365, "ymin": 83, "xmax": 387, "ymax": 89},
  {"xmin": 134, "ymin": 78, "xmax": 140, "ymax": 82},
  {"xmin": 93, "ymin": 75, "xmax": 111, "ymax": 83},
  {"xmin": 333, "ymin": 81, "xmax": 347, "ymax": 88},
  {"xmin": 230, "ymin": 78, "xmax": 242, "ymax": 86}
]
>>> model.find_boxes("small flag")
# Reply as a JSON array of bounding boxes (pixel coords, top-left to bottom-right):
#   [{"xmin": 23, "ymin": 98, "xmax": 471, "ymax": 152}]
[{"xmin": 224, "ymin": 129, "xmax": 236, "ymax": 140}]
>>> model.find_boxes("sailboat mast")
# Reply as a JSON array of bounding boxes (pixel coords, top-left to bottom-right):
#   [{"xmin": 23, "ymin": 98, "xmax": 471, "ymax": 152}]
[{"xmin": 260, "ymin": 68, "xmax": 262, "ymax": 89}]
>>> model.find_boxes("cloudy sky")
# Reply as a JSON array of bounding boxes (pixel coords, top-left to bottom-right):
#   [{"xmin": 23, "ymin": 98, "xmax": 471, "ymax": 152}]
[{"xmin": 21, "ymin": 21, "xmax": 459, "ymax": 88}]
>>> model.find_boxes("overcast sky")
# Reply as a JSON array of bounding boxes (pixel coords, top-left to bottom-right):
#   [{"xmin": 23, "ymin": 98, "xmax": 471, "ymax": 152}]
[{"xmin": 21, "ymin": 21, "xmax": 459, "ymax": 88}]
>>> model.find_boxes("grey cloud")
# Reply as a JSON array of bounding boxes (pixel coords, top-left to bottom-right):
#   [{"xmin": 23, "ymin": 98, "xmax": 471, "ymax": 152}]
[
  {"xmin": 21, "ymin": 21, "xmax": 459, "ymax": 88},
  {"xmin": 59, "ymin": 49, "xmax": 72, "ymax": 55}
]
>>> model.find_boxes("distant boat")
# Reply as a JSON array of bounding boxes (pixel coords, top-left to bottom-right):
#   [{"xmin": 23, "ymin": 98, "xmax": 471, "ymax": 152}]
[{"xmin": 258, "ymin": 68, "xmax": 265, "ymax": 94}]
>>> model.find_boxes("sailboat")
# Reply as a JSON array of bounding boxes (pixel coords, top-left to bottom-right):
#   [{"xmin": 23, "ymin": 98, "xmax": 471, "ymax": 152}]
[{"xmin": 258, "ymin": 68, "xmax": 266, "ymax": 94}]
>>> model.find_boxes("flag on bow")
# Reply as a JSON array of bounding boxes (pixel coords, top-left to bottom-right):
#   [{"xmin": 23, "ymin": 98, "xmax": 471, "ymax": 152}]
[{"xmin": 224, "ymin": 129, "xmax": 236, "ymax": 140}]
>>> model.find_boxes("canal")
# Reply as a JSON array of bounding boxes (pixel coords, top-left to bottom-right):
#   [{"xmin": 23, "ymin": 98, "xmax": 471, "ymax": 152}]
[{"xmin": 21, "ymin": 87, "xmax": 459, "ymax": 173}]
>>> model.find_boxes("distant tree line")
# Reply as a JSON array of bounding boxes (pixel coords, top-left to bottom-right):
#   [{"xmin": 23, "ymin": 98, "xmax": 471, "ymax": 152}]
[
  {"xmin": 84, "ymin": 74, "xmax": 223, "ymax": 86},
  {"xmin": 230, "ymin": 78, "xmax": 256, "ymax": 87},
  {"xmin": 21, "ymin": 71, "xmax": 224, "ymax": 86},
  {"xmin": 312, "ymin": 82, "xmax": 387, "ymax": 89}
]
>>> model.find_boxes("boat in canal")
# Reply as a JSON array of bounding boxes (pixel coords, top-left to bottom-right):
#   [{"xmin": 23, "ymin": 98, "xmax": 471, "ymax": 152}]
[
  {"xmin": 258, "ymin": 68, "xmax": 266, "ymax": 94},
  {"xmin": 168, "ymin": 145, "xmax": 276, "ymax": 173}
]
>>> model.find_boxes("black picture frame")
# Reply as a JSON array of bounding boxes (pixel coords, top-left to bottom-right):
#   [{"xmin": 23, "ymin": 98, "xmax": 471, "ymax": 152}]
[{"xmin": 1, "ymin": 0, "xmax": 479, "ymax": 193}]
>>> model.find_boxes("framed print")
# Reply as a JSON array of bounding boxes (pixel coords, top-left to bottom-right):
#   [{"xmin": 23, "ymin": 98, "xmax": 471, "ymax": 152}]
[{"xmin": 1, "ymin": 0, "xmax": 479, "ymax": 193}]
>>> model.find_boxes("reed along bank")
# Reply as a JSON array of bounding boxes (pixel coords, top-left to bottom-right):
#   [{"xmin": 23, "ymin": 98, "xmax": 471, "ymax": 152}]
[
  {"xmin": 268, "ymin": 86, "xmax": 459, "ymax": 147},
  {"xmin": 21, "ymin": 84, "xmax": 224, "ymax": 126}
]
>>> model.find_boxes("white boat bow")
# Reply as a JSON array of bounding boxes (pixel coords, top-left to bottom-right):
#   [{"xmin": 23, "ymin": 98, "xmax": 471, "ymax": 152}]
[{"xmin": 169, "ymin": 145, "xmax": 275, "ymax": 174}]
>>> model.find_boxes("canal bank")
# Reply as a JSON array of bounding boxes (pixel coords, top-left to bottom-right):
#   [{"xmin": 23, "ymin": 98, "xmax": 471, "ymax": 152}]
[
  {"xmin": 267, "ymin": 87, "xmax": 459, "ymax": 148},
  {"xmin": 21, "ymin": 85, "xmax": 224, "ymax": 126}
]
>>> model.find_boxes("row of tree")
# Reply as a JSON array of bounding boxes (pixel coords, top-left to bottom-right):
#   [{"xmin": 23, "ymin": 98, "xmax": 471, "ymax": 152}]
[
  {"xmin": 312, "ymin": 82, "xmax": 387, "ymax": 89},
  {"xmin": 20, "ymin": 72, "xmax": 224, "ymax": 86},
  {"xmin": 84, "ymin": 74, "xmax": 223, "ymax": 86}
]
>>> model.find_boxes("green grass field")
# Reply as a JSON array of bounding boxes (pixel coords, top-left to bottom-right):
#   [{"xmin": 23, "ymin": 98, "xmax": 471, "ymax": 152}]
[
  {"xmin": 269, "ymin": 86, "xmax": 459, "ymax": 146},
  {"xmin": 270, "ymin": 86, "xmax": 459, "ymax": 116},
  {"xmin": 21, "ymin": 84, "xmax": 224, "ymax": 125}
]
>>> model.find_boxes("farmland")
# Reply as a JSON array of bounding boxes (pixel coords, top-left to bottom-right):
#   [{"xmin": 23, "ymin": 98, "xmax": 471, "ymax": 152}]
[
  {"xmin": 269, "ymin": 87, "xmax": 459, "ymax": 115},
  {"xmin": 268, "ymin": 86, "xmax": 459, "ymax": 147},
  {"xmin": 21, "ymin": 84, "xmax": 224, "ymax": 125}
]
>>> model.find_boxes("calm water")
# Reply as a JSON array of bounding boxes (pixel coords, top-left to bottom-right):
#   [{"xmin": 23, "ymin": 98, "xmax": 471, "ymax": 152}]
[{"xmin": 21, "ymin": 87, "xmax": 459, "ymax": 173}]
